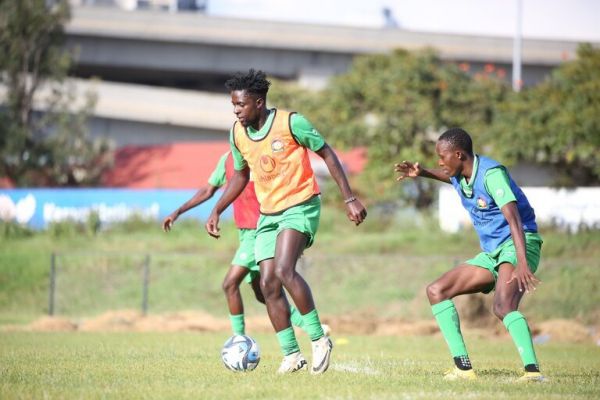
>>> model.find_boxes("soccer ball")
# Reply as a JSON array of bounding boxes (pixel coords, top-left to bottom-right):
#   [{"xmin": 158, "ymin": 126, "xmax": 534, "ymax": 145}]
[{"xmin": 221, "ymin": 335, "xmax": 260, "ymax": 372}]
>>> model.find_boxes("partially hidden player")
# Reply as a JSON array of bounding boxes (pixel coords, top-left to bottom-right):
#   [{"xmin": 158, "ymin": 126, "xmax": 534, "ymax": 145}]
[
  {"xmin": 162, "ymin": 151, "xmax": 308, "ymax": 337},
  {"xmin": 395, "ymin": 128, "xmax": 545, "ymax": 382}
]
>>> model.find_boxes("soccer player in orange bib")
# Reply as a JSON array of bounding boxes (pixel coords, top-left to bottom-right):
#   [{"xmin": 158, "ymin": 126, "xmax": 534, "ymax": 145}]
[{"xmin": 206, "ymin": 69, "xmax": 367, "ymax": 374}]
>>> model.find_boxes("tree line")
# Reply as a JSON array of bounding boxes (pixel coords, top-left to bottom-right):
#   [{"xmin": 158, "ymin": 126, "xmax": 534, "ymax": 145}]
[
  {"xmin": 0, "ymin": 0, "xmax": 111, "ymax": 187},
  {"xmin": 270, "ymin": 45, "xmax": 600, "ymax": 207}
]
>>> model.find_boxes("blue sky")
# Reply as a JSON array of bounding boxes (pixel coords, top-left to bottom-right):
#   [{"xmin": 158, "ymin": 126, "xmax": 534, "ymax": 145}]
[{"xmin": 207, "ymin": 0, "xmax": 600, "ymax": 42}]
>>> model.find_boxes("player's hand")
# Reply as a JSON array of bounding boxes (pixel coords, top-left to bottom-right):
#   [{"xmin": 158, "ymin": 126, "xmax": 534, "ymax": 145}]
[
  {"xmin": 507, "ymin": 264, "xmax": 540, "ymax": 293},
  {"xmin": 394, "ymin": 161, "xmax": 422, "ymax": 180},
  {"xmin": 205, "ymin": 212, "xmax": 221, "ymax": 239},
  {"xmin": 345, "ymin": 198, "xmax": 367, "ymax": 226},
  {"xmin": 162, "ymin": 213, "xmax": 178, "ymax": 232}
]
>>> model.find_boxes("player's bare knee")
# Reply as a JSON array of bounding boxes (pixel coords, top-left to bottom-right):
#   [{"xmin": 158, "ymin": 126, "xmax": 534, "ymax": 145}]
[
  {"xmin": 492, "ymin": 301, "xmax": 513, "ymax": 320},
  {"xmin": 426, "ymin": 282, "xmax": 445, "ymax": 303},
  {"xmin": 274, "ymin": 263, "xmax": 295, "ymax": 284},
  {"xmin": 259, "ymin": 278, "xmax": 279, "ymax": 300},
  {"xmin": 222, "ymin": 278, "xmax": 237, "ymax": 295}
]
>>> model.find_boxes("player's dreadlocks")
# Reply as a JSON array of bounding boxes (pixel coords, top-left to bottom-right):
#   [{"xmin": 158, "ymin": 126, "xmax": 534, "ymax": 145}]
[
  {"xmin": 439, "ymin": 128, "xmax": 474, "ymax": 157},
  {"xmin": 224, "ymin": 69, "xmax": 271, "ymax": 100}
]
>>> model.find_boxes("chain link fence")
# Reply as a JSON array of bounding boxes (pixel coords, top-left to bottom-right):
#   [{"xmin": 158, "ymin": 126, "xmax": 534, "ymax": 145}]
[{"xmin": 47, "ymin": 251, "xmax": 456, "ymax": 319}]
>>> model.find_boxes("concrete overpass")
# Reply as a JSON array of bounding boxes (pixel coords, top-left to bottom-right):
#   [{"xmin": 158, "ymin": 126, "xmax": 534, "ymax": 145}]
[
  {"xmin": 29, "ymin": 6, "xmax": 591, "ymax": 147},
  {"xmin": 66, "ymin": 6, "xmax": 590, "ymax": 89},
  {"xmin": 0, "ymin": 77, "xmax": 231, "ymax": 147},
  {"xmin": 80, "ymin": 78, "xmax": 231, "ymax": 145}
]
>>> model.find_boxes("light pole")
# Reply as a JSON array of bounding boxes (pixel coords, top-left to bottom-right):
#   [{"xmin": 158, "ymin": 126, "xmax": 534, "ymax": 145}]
[{"xmin": 513, "ymin": 0, "xmax": 523, "ymax": 92}]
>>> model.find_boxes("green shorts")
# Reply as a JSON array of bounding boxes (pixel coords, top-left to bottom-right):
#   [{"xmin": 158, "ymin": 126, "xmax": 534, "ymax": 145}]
[
  {"xmin": 466, "ymin": 232, "xmax": 543, "ymax": 292},
  {"xmin": 255, "ymin": 196, "xmax": 321, "ymax": 263},
  {"xmin": 231, "ymin": 228, "xmax": 260, "ymax": 284}
]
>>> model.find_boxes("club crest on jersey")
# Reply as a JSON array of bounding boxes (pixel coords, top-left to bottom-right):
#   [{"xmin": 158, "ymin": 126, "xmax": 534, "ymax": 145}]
[
  {"xmin": 271, "ymin": 138, "xmax": 284, "ymax": 153},
  {"xmin": 259, "ymin": 155, "xmax": 276, "ymax": 173},
  {"xmin": 476, "ymin": 197, "xmax": 488, "ymax": 209}
]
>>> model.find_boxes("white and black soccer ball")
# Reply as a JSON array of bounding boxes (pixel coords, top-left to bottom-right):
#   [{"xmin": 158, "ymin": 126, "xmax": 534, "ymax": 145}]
[{"xmin": 221, "ymin": 335, "xmax": 260, "ymax": 372}]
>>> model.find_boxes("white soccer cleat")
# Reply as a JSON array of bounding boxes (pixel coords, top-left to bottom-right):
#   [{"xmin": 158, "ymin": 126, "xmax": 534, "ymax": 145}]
[
  {"xmin": 311, "ymin": 336, "xmax": 333, "ymax": 374},
  {"xmin": 321, "ymin": 323, "xmax": 331, "ymax": 337},
  {"xmin": 277, "ymin": 351, "xmax": 308, "ymax": 374}
]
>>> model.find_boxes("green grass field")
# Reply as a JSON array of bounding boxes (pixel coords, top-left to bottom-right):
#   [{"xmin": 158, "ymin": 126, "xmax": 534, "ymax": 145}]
[
  {"xmin": 1, "ymin": 332, "xmax": 599, "ymax": 399},
  {"xmin": 1, "ymin": 211, "xmax": 599, "ymax": 399}
]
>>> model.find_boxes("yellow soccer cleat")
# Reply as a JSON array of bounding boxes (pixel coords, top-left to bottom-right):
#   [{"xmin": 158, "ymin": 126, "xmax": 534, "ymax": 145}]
[
  {"xmin": 516, "ymin": 371, "xmax": 547, "ymax": 383},
  {"xmin": 443, "ymin": 367, "xmax": 477, "ymax": 381}
]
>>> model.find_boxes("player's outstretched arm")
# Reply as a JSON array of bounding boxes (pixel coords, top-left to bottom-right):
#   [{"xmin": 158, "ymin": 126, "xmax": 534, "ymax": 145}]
[
  {"xmin": 205, "ymin": 167, "xmax": 250, "ymax": 238},
  {"xmin": 394, "ymin": 161, "xmax": 451, "ymax": 183},
  {"xmin": 316, "ymin": 143, "xmax": 367, "ymax": 226},
  {"xmin": 163, "ymin": 185, "xmax": 219, "ymax": 232},
  {"xmin": 502, "ymin": 202, "xmax": 540, "ymax": 293}
]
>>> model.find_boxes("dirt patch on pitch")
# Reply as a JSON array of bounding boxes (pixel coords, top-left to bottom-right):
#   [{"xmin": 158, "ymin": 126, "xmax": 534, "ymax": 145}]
[
  {"xmin": 5, "ymin": 311, "xmax": 437, "ymax": 336},
  {"xmin": 3, "ymin": 309, "xmax": 597, "ymax": 344},
  {"xmin": 531, "ymin": 319, "xmax": 594, "ymax": 344},
  {"xmin": 27, "ymin": 316, "xmax": 78, "ymax": 332},
  {"xmin": 319, "ymin": 314, "xmax": 440, "ymax": 336}
]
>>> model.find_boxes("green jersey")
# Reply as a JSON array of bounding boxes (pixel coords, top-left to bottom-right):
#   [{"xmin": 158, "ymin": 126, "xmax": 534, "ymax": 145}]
[
  {"xmin": 207, "ymin": 152, "xmax": 228, "ymax": 188},
  {"xmin": 459, "ymin": 155, "xmax": 517, "ymax": 208}
]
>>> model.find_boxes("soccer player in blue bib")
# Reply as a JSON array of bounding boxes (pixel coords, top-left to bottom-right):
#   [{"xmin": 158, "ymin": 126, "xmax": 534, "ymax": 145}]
[{"xmin": 395, "ymin": 128, "xmax": 545, "ymax": 383}]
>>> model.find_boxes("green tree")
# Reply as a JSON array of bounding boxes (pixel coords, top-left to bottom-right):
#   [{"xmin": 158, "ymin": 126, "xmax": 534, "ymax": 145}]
[
  {"xmin": 489, "ymin": 44, "xmax": 600, "ymax": 186},
  {"xmin": 270, "ymin": 49, "xmax": 509, "ymax": 207},
  {"xmin": 0, "ymin": 0, "xmax": 112, "ymax": 186}
]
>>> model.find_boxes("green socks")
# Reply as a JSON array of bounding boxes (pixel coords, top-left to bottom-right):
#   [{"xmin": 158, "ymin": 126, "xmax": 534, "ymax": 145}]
[
  {"xmin": 301, "ymin": 309, "xmax": 324, "ymax": 341},
  {"xmin": 432, "ymin": 302, "xmax": 540, "ymax": 372},
  {"xmin": 264, "ymin": 307, "xmax": 319, "ymax": 356},
  {"xmin": 432, "ymin": 300, "xmax": 469, "ymax": 359},
  {"xmin": 231, "ymin": 306, "xmax": 305, "ymax": 338},
  {"xmin": 276, "ymin": 326, "xmax": 300, "ymax": 356},
  {"xmin": 503, "ymin": 311, "xmax": 539, "ymax": 369},
  {"xmin": 229, "ymin": 314, "xmax": 245, "ymax": 335},
  {"xmin": 289, "ymin": 306, "xmax": 305, "ymax": 329}
]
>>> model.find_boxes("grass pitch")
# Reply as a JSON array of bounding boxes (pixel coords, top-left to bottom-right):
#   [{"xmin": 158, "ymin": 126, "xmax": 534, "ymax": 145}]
[{"xmin": 1, "ymin": 332, "xmax": 599, "ymax": 399}]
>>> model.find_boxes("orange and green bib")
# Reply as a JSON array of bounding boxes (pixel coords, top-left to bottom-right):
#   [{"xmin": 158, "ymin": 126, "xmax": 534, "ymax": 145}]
[{"xmin": 233, "ymin": 109, "xmax": 320, "ymax": 214}]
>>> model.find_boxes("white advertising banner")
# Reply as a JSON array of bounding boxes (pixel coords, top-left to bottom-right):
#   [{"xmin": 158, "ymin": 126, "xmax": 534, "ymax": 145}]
[{"xmin": 439, "ymin": 187, "xmax": 600, "ymax": 233}]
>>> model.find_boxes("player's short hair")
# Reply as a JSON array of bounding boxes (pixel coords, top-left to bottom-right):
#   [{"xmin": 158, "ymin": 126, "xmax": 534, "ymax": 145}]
[
  {"xmin": 438, "ymin": 128, "xmax": 474, "ymax": 156},
  {"xmin": 224, "ymin": 69, "xmax": 271, "ymax": 100}
]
